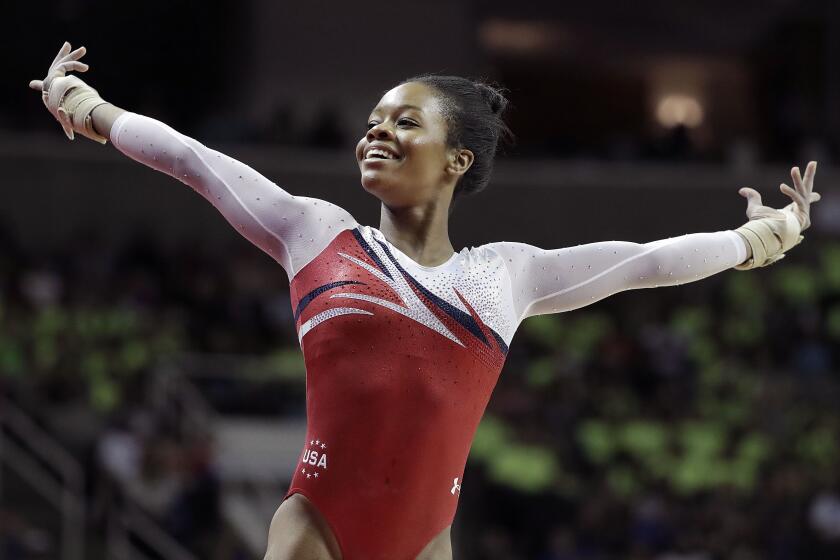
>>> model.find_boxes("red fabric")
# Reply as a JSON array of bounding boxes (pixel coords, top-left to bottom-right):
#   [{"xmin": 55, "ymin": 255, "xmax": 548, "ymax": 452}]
[{"xmin": 283, "ymin": 228, "xmax": 507, "ymax": 559}]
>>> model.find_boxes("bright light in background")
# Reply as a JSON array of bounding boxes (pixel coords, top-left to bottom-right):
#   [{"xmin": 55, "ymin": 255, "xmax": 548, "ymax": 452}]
[
  {"xmin": 655, "ymin": 94, "xmax": 704, "ymax": 128},
  {"xmin": 478, "ymin": 19, "xmax": 570, "ymax": 55}
]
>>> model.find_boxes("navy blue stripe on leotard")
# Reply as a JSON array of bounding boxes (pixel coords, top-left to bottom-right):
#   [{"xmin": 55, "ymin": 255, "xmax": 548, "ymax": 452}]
[
  {"xmin": 371, "ymin": 238, "xmax": 509, "ymax": 354},
  {"xmin": 352, "ymin": 228, "xmax": 393, "ymax": 280},
  {"xmin": 295, "ymin": 280, "xmax": 366, "ymax": 322}
]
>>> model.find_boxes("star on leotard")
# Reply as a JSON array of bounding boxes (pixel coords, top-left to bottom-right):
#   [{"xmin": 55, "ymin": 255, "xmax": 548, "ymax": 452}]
[
  {"xmin": 306, "ymin": 474, "xmax": 311, "ymax": 479},
  {"xmin": 315, "ymin": 440, "xmax": 320, "ymax": 445},
  {"xmin": 321, "ymin": 443, "xmax": 326, "ymax": 449},
  {"xmin": 302, "ymin": 468, "xmax": 306, "ymax": 473},
  {"xmin": 314, "ymin": 472, "xmax": 319, "ymax": 478}
]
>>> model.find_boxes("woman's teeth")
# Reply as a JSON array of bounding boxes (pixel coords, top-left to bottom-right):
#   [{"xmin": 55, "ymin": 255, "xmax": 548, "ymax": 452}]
[{"xmin": 366, "ymin": 148, "xmax": 398, "ymax": 160}]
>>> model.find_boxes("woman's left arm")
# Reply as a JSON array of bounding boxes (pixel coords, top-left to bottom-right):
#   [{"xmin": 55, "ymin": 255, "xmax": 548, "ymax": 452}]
[
  {"xmin": 487, "ymin": 230, "xmax": 747, "ymax": 322},
  {"xmin": 487, "ymin": 162, "xmax": 820, "ymax": 323}
]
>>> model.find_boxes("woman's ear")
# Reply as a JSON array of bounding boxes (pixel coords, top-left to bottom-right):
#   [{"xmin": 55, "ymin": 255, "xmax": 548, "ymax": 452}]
[{"xmin": 447, "ymin": 148, "xmax": 474, "ymax": 178}]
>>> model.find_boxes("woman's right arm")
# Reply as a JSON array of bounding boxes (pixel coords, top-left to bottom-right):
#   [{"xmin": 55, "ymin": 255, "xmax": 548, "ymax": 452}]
[
  {"xmin": 31, "ymin": 42, "xmax": 358, "ymax": 280},
  {"xmin": 102, "ymin": 110, "xmax": 358, "ymax": 278}
]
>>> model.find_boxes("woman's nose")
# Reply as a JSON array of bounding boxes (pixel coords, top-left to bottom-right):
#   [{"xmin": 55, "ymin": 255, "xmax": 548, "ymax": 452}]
[{"xmin": 367, "ymin": 123, "xmax": 393, "ymax": 141}]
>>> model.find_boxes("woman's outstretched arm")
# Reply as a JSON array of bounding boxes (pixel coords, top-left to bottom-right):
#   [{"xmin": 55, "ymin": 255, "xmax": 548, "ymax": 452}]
[
  {"xmin": 103, "ymin": 110, "xmax": 357, "ymax": 278},
  {"xmin": 30, "ymin": 42, "xmax": 358, "ymax": 279},
  {"xmin": 486, "ymin": 163, "xmax": 819, "ymax": 324},
  {"xmin": 487, "ymin": 230, "xmax": 748, "ymax": 322}
]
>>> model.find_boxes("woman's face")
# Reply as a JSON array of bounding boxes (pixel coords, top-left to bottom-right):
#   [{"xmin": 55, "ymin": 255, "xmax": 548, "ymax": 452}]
[{"xmin": 356, "ymin": 82, "xmax": 470, "ymax": 207}]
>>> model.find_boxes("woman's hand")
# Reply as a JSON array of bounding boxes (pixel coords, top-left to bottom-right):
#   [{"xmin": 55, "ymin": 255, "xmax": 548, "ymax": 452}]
[
  {"xmin": 29, "ymin": 42, "xmax": 90, "ymax": 139},
  {"xmin": 733, "ymin": 161, "xmax": 820, "ymax": 270},
  {"xmin": 738, "ymin": 161, "xmax": 821, "ymax": 232},
  {"xmin": 28, "ymin": 41, "xmax": 110, "ymax": 143},
  {"xmin": 29, "ymin": 41, "xmax": 89, "ymax": 94}
]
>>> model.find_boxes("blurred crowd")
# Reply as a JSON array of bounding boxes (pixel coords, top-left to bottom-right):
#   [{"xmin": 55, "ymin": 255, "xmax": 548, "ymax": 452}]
[{"xmin": 2, "ymin": 220, "xmax": 840, "ymax": 559}]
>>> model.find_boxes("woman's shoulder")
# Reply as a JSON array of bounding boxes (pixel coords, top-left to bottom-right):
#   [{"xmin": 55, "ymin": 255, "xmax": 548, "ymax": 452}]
[
  {"xmin": 292, "ymin": 196, "xmax": 359, "ymax": 226},
  {"xmin": 470, "ymin": 240, "xmax": 535, "ymax": 260}
]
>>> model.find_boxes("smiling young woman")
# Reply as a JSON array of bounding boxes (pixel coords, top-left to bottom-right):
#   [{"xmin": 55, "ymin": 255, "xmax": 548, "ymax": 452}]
[{"xmin": 30, "ymin": 42, "xmax": 820, "ymax": 560}]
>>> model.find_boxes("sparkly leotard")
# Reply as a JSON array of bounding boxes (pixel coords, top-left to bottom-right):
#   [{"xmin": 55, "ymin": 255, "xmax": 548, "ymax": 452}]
[{"xmin": 111, "ymin": 112, "xmax": 747, "ymax": 560}]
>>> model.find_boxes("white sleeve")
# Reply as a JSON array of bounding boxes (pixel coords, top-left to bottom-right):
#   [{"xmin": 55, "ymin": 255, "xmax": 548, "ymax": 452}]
[
  {"xmin": 485, "ymin": 230, "xmax": 748, "ymax": 323},
  {"xmin": 109, "ymin": 112, "xmax": 358, "ymax": 279}
]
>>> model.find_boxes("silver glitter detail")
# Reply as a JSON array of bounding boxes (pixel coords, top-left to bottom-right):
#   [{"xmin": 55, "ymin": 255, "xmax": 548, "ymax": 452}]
[{"xmin": 299, "ymin": 307, "xmax": 373, "ymax": 343}]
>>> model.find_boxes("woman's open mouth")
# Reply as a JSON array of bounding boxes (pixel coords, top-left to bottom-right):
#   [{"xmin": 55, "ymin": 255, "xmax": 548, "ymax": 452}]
[
  {"xmin": 363, "ymin": 146, "xmax": 402, "ymax": 162},
  {"xmin": 363, "ymin": 157, "xmax": 400, "ymax": 163}
]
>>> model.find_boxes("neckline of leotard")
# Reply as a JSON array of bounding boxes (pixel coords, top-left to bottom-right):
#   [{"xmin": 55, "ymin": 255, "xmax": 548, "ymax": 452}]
[{"xmin": 369, "ymin": 227, "xmax": 460, "ymax": 272}]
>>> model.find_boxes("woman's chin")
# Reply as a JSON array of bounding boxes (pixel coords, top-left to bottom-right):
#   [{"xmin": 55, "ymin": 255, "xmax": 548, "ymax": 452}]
[
  {"xmin": 360, "ymin": 173, "xmax": 394, "ymax": 195},
  {"xmin": 361, "ymin": 179, "xmax": 411, "ymax": 207}
]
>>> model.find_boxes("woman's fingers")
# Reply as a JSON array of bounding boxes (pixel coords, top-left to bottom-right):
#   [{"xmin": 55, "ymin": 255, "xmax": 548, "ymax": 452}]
[
  {"xmin": 739, "ymin": 187, "xmax": 762, "ymax": 203},
  {"xmin": 792, "ymin": 161, "xmax": 817, "ymax": 197},
  {"xmin": 739, "ymin": 164, "xmax": 819, "ymax": 230},
  {"xmin": 739, "ymin": 187, "xmax": 760, "ymax": 201},
  {"xmin": 50, "ymin": 41, "xmax": 72, "ymax": 69},
  {"xmin": 791, "ymin": 166, "xmax": 804, "ymax": 195},
  {"xmin": 803, "ymin": 161, "xmax": 817, "ymax": 192},
  {"xmin": 781, "ymin": 184, "xmax": 808, "ymax": 228},
  {"xmin": 739, "ymin": 187, "xmax": 764, "ymax": 219},
  {"xmin": 60, "ymin": 46, "xmax": 86, "ymax": 63},
  {"xmin": 780, "ymin": 183, "xmax": 806, "ymax": 208},
  {"xmin": 57, "ymin": 61, "xmax": 89, "ymax": 73},
  {"xmin": 36, "ymin": 42, "xmax": 90, "ymax": 95}
]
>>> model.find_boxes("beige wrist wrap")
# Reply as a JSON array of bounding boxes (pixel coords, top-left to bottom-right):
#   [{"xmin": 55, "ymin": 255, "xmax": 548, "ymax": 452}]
[
  {"xmin": 734, "ymin": 210, "xmax": 803, "ymax": 270},
  {"xmin": 43, "ymin": 75, "xmax": 110, "ymax": 144}
]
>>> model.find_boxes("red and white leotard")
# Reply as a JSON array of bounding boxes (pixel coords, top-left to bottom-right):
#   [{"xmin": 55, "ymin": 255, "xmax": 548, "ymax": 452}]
[{"xmin": 110, "ymin": 113, "xmax": 747, "ymax": 560}]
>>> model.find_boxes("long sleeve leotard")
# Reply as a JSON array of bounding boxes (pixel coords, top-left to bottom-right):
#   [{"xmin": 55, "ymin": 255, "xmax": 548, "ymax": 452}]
[{"xmin": 110, "ymin": 111, "xmax": 747, "ymax": 560}]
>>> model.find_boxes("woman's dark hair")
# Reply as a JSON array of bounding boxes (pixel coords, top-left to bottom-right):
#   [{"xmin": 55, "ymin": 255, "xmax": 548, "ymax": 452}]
[{"xmin": 399, "ymin": 74, "xmax": 515, "ymax": 211}]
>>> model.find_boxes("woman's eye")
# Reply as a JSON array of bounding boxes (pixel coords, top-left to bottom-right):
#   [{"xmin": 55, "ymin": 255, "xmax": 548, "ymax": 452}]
[{"xmin": 366, "ymin": 119, "xmax": 415, "ymax": 130}]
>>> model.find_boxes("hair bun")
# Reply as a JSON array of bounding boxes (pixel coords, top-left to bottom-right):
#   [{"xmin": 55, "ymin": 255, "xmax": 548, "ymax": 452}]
[{"xmin": 476, "ymin": 82, "xmax": 509, "ymax": 116}]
